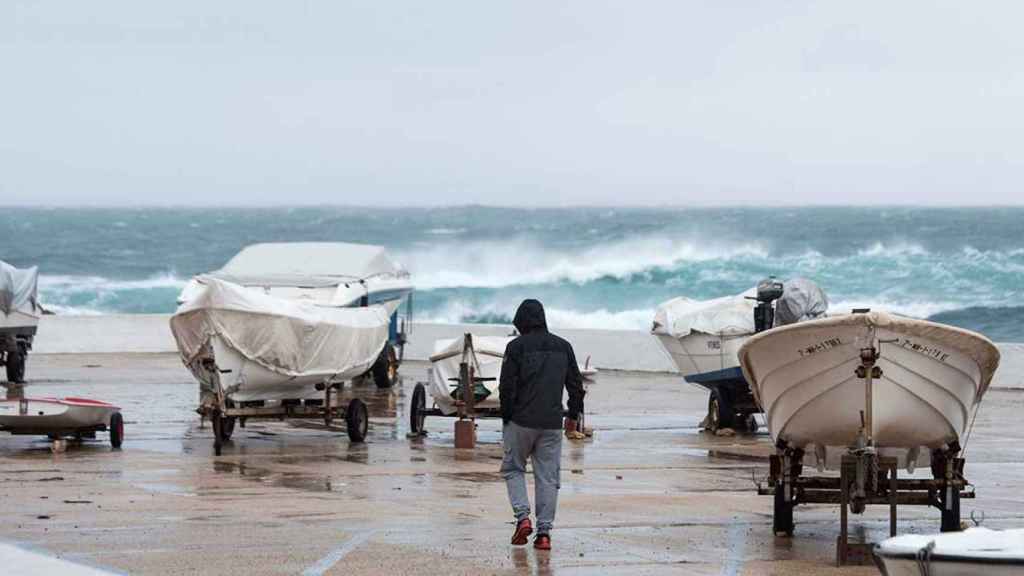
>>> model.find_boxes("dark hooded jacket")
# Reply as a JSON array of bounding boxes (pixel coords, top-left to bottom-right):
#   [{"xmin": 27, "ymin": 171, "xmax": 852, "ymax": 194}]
[{"xmin": 499, "ymin": 299, "xmax": 585, "ymax": 429}]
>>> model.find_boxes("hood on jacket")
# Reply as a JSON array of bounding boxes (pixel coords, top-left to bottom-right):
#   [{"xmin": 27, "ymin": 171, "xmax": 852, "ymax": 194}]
[{"xmin": 513, "ymin": 299, "xmax": 548, "ymax": 335}]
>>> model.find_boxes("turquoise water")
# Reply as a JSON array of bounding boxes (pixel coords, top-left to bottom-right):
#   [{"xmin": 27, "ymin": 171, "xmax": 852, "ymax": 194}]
[{"xmin": 2, "ymin": 206, "xmax": 1022, "ymax": 340}]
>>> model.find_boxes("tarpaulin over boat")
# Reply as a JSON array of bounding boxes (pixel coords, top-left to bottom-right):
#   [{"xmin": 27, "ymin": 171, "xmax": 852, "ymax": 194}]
[
  {"xmin": 773, "ymin": 277, "xmax": 829, "ymax": 327},
  {"xmin": 210, "ymin": 242, "xmax": 406, "ymax": 287},
  {"xmin": 651, "ymin": 288, "xmax": 756, "ymax": 338},
  {"xmin": 170, "ymin": 277, "xmax": 390, "ymax": 379},
  {"xmin": 0, "ymin": 261, "xmax": 40, "ymax": 317}
]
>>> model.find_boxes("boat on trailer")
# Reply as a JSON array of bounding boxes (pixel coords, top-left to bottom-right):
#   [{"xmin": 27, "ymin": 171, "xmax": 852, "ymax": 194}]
[
  {"xmin": 1, "ymin": 260, "xmax": 43, "ymax": 384},
  {"xmin": 409, "ymin": 333, "xmax": 596, "ymax": 441},
  {"xmin": 0, "ymin": 397, "xmax": 123, "ymax": 449},
  {"xmin": 738, "ymin": 297, "xmax": 1000, "ymax": 563},
  {"xmin": 651, "ymin": 289, "xmax": 756, "ymax": 377}
]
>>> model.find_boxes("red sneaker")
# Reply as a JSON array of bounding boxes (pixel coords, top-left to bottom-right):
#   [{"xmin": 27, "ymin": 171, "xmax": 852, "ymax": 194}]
[
  {"xmin": 534, "ymin": 534, "xmax": 551, "ymax": 550},
  {"xmin": 511, "ymin": 518, "xmax": 533, "ymax": 545}
]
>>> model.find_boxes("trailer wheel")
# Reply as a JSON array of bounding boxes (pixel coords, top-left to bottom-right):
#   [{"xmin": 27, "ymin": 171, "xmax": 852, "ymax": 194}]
[
  {"xmin": 346, "ymin": 399, "xmax": 368, "ymax": 442},
  {"xmin": 5, "ymin": 348, "xmax": 26, "ymax": 384},
  {"xmin": 109, "ymin": 412, "xmax": 124, "ymax": 449},
  {"xmin": 372, "ymin": 343, "xmax": 398, "ymax": 388},
  {"xmin": 707, "ymin": 388, "xmax": 734, "ymax": 432},
  {"xmin": 410, "ymin": 383, "xmax": 427, "ymax": 435}
]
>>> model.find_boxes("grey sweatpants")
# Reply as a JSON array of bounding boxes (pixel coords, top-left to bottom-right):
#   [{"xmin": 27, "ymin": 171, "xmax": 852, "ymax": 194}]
[{"xmin": 500, "ymin": 421, "xmax": 563, "ymax": 534}]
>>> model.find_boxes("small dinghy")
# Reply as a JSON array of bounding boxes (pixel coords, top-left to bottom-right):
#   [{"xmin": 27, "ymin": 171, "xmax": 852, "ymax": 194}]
[
  {"xmin": 426, "ymin": 334, "xmax": 510, "ymax": 417},
  {"xmin": 739, "ymin": 310, "xmax": 1000, "ymax": 471},
  {"xmin": 0, "ymin": 397, "xmax": 123, "ymax": 448},
  {"xmin": 874, "ymin": 527, "xmax": 1024, "ymax": 575}
]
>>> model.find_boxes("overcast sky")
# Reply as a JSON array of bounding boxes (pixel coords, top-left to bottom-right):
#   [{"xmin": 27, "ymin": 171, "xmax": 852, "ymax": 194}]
[{"xmin": 2, "ymin": 2, "xmax": 1022, "ymax": 206}]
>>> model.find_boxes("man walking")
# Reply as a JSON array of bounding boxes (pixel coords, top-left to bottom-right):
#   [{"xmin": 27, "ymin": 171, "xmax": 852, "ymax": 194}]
[{"xmin": 500, "ymin": 299, "xmax": 585, "ymax": 550}]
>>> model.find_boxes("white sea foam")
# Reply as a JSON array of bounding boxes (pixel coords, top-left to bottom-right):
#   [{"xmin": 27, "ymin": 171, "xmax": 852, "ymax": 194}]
[
  {"xmin": 38, "ymin": 272, "xmax": 187, "ymax": 292},
  {"xmin": 856, "ymin": 242, "xmax": 929, "ymax": 257},
  {"xmin": 418, "ymin": 299, "xmax": 655, "ymax": 330},
  {"xmin": 399, "ymin": 236, "xmax": 769, "ymax": 290}
]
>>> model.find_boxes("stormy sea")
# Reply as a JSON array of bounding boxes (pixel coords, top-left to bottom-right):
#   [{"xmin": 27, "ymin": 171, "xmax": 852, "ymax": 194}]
[{"xmin": 2, "ymin": 206, "xmax": 1022, "ymax": 341}]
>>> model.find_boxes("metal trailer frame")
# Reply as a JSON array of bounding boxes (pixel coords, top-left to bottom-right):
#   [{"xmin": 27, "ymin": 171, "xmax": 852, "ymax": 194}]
[
  {"xmin": 755, "ymin": 346, "xmax": 975, "ymax": 566},
  {"xmin": 195, "ymin": 359, "xmax": 369, "ymax": 456},
  {"xmin": 684, "ymin": 367, "xmax": 762, "ymax": 433}
]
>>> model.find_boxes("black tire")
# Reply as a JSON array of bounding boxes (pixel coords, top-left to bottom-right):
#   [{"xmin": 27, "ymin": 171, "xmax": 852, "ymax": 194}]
[
  {"xmin": 707, "ymin": 388, "xmax": 734, "ymax": 432},
  {"xmin": 5, "ymin": 348, "xmax": 26, "ymax": 384},
  {"xmin": 346, "ymin": 398, "xmax": 368, "ymax": 442},
  {"xmin": 371, "ymin": 343, "xmax": 397, "ymax": 389},
  {"xmin": 109, "ymin": 412, "xmax": 124, "ymax": 448},
  {"xmin": 410, "ymin": 383, "xmax": 426, "ymax": 435}
]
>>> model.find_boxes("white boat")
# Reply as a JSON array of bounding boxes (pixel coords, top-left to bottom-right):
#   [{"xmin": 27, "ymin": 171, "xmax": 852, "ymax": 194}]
[
  {"xmin": 1, "ymin": 261, "xmax": 42, "ymax": 383},
  {"xmin": 738, "ymin": 311, "xmax": 1000, "ymax": 471},
  {"xmin": 427, "ymin": 335, "xmax": 510, "ymax": 416},
  {"xmin": 652, "ymin": 289, "xmax": 756, "ymax": 376},
  {"xmin": 0, "ymin": 397, "xmax": 123, "ymax": 446},
  {"xmin": 425, "ymin": 334, "xmax": 598, "ymax": 417},
  {"xmin": 171, "ymin": 276, "xmax": 392, "ymax": 403},
  {"xmin": 874, "ymin": 527, "xmax": 1024, "ymax": 575},
  {"xmin": 177, "ymin": 242, "xmax": 413, "ymax": 316}
]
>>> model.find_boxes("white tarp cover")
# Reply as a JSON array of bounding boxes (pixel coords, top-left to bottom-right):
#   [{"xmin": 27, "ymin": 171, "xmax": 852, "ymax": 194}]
[
  {"xmin": 428, "ymin": 335, "xmax": 511, "ymax": 414},
  {"xmin": 215, "ymin": 242, "xmax": 403, "ymax": 285},
  {"xmin": 651, "ymin": 288, "xmax": 756, "ymax": 338},
  {"xmin": 170, "ymin": 277, "xmax": 390, "ymax": 378},
  {"xmin": 773, "ymin": 277, "xmax": 829, "ymax": 327},
  {"xmin": 0, "ymin": 261, "xmax": 39, "ymax": 317},
  {"xmin": 877, "ymin": 527, "xmax": 1024, "ymax": 561}
]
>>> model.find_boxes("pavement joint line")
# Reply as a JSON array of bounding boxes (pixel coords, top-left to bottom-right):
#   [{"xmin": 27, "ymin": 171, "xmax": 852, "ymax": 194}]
[
  {"xmin": 301, "ymin": 529, "xmax": 377, "ymax": 576},
  {"xmin": 720, "ymin": 522, "xmax": 749, "ymax": 576}
]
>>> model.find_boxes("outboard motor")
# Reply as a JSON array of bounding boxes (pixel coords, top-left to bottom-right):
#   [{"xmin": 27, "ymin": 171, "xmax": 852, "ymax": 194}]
[{"xmin": 753, "ymin": 276, "xmax": 784, "ymax": 333}]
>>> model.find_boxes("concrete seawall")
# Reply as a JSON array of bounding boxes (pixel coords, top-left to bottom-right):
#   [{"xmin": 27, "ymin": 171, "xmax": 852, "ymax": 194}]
[{"xmin": 31, "ymin": 314, "xmax": 1024, "ymax": 388}]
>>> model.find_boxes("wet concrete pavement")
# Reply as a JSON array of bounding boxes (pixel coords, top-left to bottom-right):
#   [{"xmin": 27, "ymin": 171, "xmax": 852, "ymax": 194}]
[{"xmin": 2, "ymin": 354, "xmax": 1023, "ymax": 575}]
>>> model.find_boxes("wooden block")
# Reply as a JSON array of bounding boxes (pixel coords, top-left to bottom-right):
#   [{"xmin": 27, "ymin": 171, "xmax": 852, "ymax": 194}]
[{"xmin": 454, "ymin": 419, "xmax": 475, "ymax": 449}]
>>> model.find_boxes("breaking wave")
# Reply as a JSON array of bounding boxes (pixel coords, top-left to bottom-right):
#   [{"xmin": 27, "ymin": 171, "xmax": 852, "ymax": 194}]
[{"xmin": 398, "ymin": 236, "xmax": 769, "ymax": 290}]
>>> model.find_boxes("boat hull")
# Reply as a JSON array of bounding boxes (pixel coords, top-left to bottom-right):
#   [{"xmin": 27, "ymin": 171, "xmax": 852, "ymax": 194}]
[
  {"xmin": 0, "ymin": 398, "xmax": 119, "ymax": 434},
  {"xmin": 655, "ymin": 332, "xmax": 748, "ymax": 376},
  {"xmin": 0, "ymin": 309, "xmax": 39, "ymax": 337},
  {"xmin": 739, "ymin": 312, "xmax": 1000, "ymax": 470},
  {"xmin": 188, "ymin": 334, "xmax": 379, "ymax": 402},
  {"xmin": 874, "ymin": 528, "xmax": 1024, "ymax": 576},
  {"xmin": 875, "ymin": 556, "xmax": 1021, "ymax": 576}
]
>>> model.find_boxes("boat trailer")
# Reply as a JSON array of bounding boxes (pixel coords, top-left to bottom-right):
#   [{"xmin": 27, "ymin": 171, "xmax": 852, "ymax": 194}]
[
  {"xmin": 408, "ymin": 333, "xmax": 589, "ymax": 449},
  {"xmin": 197, "ymin": 359, "xmax": 369, "ymax": 456},
  {"xmin": 408, "ymin": 334, "xmax": 498, "ymax": 449},
  {"xmin": 684, "ymin": 367, "xmax": 761, "ymax": 434},
  {"xmin": 757, "ymin": 346, "xmax": 974, "ymax": 566}
]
